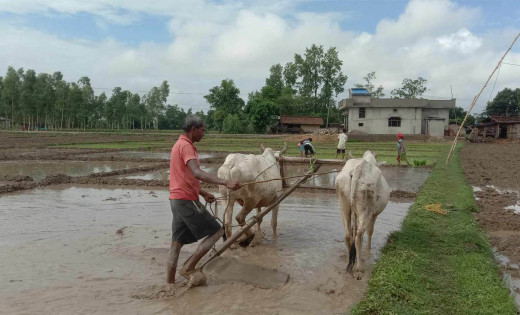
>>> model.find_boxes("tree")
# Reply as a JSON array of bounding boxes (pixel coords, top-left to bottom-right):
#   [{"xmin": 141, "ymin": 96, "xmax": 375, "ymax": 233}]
[
  {"xmin": 391, "ymin": 77, "xmax": 427, "ymax": 99},
  {"xmin": 204, "ymin": 79, "xmax": 244, "ymax": 131},
  {"xmin": 221, "ymin": 113, "xmax": 243, "ymax": 134},
  {"xmin": 450, "ymin": 106, "xmax": 476, "ymax": 125},
  {"xmin": 247, "ymin": 91, "xmax": 278, "ymax": 133},
  {"xmin": 320, "ymin": 47, "xmax": 348, "ymax": 126},
  {"xmin": 354, "ymin": 72, "xmax": 385, "ymax": 98},
  {"xmin": 159, "ymin": 104, "xmax": 186, "ymax": 130},
  {"xmin": 2, "ymin": 67, "xmax": 22, "ymax": 129},
  {"xmin": 486, "ymin": 88, "xmax": 520, "ymax": 117}
]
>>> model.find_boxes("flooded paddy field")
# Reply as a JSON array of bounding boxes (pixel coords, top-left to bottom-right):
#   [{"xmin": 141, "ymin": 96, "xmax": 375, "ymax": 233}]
[
  {"xmin": 0, "ymin": 185, "xmax": 411, "ymax": 314},
  {"xmin": 0, "ymin": 139, "xmax": 432, "ymax": 314}
]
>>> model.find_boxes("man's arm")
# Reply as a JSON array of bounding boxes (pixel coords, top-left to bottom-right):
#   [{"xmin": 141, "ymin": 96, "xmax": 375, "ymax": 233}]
[{"xmin": 187, "ymin": 159, "xmax": 240, "ymax": 190}]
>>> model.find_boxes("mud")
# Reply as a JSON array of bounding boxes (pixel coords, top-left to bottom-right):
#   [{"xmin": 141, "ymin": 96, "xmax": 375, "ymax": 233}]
[
  {"xmin": 461, "ymin": 142, "xmax": 520, "ymax": 305},
  {"xmin": 0, "ymin": 185, "xmax": 411, "ymax": 314}
]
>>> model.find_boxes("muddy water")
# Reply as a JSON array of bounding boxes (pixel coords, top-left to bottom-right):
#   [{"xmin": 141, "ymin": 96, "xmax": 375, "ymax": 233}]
[
  {"xmin": 118, "ymin": 164, "xmax": 431, "ymax": 192},
  {"xmin": 0, "ymin": 185, "xmax": 410, "ymax": 314},
  {"xmin": 0, "ymin": 160, "xmax": 151, "ymax": 181},
  {"xmin": 77, "ymin": 151, "xmax": 219, "ymax": 160}
]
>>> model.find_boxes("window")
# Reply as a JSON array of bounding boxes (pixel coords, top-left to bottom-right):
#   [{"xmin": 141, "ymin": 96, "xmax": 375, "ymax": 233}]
[
  {"xmin": 388, "ymin": 117, "xmax": 401, "ymax": 127},
  {"xmin": 393, "ymin": 108, "xmax": 397, "ymax": 112},
  {"xmin": 359, "ymin": 107, "xmax": 365, "ymax": 118},
  {"xmin": 358, "ymin": 123, "xmax": 364, "ymax": 127}
]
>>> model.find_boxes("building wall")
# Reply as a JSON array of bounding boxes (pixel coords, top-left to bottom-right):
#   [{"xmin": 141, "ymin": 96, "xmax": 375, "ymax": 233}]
[
  {"xmin": 426, "ymin": 120, "xmax": 445, "ymax": 137},
  {"xmin": 508, "ymin": 123, "xmax": 520, "ymax": 138},
  {"xmin": 421, "ymin": 108, "xmax": 450, "ymax": 133},
  {"xmin": 347, "ymin": 107, "xmax": 423, "ymax": 134}
]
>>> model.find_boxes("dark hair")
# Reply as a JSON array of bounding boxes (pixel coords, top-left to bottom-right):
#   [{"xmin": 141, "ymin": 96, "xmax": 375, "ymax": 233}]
[
  {"xmin": 342, "ymin": 128, "xmax": 347, "ymax": 133},
  {"xmin": 182, "ymin": 115, "xmax": 205, "ymax": 132},
  {"xmin": 308, "ymin": 138, "xmax": 312, "ymax": 142}
]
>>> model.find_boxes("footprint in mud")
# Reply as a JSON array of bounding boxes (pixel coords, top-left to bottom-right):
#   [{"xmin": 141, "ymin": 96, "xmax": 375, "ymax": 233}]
[{"xmin": 131, "ymin": 283, "xmax": 187, "ymax": 300}]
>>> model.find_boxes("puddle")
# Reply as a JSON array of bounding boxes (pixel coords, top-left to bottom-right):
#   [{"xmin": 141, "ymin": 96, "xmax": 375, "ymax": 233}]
[
  {"xmin": 494, "ymin": 249, "xmax": 520, "ymax": 306},
  {"xmin": 0, "ymin": 160, "xmax": 151, "ymax": 181},
  {"xmin": 0, "ymin": 185, "xmax": 411, "ymax": 314},
  {"xmin": 505, "ymin": 203, "xmax": 520, "ymax": 214}
]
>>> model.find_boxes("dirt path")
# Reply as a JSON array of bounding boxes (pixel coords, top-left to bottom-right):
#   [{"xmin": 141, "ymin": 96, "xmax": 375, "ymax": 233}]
[{"xmin": 461, "ymin": 142, "xmax": 520, "ymax": 303}]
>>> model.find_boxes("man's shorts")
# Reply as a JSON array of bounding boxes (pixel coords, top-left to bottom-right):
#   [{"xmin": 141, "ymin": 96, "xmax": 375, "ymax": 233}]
[
  {"xmin": 170, "ymin": 199, "xmax": 221, "ymax": 244},
  {"xmin": 337, "ymin": 148, "xmax": 345, "ymax": 153}
]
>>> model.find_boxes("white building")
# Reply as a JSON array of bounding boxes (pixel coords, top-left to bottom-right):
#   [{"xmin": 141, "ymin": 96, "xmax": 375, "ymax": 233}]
[{"xmin": 338, "ymin": 88, "xmax": 455, "ymax": 137}]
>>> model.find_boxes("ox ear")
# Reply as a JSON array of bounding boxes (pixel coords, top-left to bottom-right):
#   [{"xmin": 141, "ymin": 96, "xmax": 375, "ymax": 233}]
[
  {"xmin": 279, "ymin": 142, "xmax": 287, "ymax": 155},
  {"xmin": 348, "ymin": 150, "xmax": 355, "ymax": 159},
  {"xmin": 372, "ymin": 151, "xmax": 378, "ymax": 159},
  {"xmin": 260, "ymin": 143, "xmax": 266, "ymax": 154}
]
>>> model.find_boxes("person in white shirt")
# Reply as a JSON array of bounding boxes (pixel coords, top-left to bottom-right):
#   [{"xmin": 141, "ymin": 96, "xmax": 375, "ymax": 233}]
[{"xmin": 335, "ymin": 129, "xmax": 348, "ymax": 159}]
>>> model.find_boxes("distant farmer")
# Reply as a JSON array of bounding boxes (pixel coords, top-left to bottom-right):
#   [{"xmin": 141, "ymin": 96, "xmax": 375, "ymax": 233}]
[
  {"xmin": 297, "ymin": 141, "xmax": 305, "ymax": 157},
  {"xmin": 335, "ymin": 129, "xmax": 348, "ymax": 159},
  {"xmin": 397, "ymin": 132, "xmax": 411, "ymax": 167},
  {"xmin": 167, "ymin": 115, "xmax": 241, "ymax": 286},
  {"xmin": 302, "ymin": 138, "xmax": 315, "ymax": 157}
]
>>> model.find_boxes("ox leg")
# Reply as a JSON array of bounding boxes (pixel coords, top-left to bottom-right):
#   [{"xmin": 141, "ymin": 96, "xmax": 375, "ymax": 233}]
[
  {"xmin": 250, "ymin": 207, "xmax": 263, "ymax": 247},
  {"xmin": 236, "ymin": 200, "xmax": 256, "ymax": 247},
  {"xmin": 223, "ymin": 201, "xmax": 235, "ymax": 241},
  {"xmin": 354, "ymin": 214, "xmax": 370, "ymax": 280},
  {"xmin": 366, "ymin": 214, "xmax": 378, "ymax": 252},
  {"xmin": 271, "ymin": 205, "xmax": 279, "ymax": 238},
  {"xmin": 338, "ymin": 192, "xmax": 352, "ymax": 258}
]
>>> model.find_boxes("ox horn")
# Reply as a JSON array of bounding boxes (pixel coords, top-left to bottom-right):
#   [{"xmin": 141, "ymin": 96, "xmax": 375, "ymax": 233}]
[
  {"xmin": 348, "ymin": 150, "xmax": 355, "ymax": 160},
  {"xmin": 279, "ymin": 142, "xmax": 287, "ymax": 155},
  {"xmin": 260, "ymin": 143, "xmax": 266, "ymax": 153}
]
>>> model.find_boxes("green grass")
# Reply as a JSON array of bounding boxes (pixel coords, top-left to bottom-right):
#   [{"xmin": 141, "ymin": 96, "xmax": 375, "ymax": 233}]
[
  {"xmin": 351, "ymin": 144, "xmax": 517, "ymax": 314},
  {"xmin": 57, "ymin": 136, "xmax": 447, "ymax": 166}
]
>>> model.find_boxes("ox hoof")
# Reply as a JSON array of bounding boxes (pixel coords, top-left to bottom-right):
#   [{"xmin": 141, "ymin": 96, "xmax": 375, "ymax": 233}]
[{"xmin": 239, "ymin": 234, "xmax": 255, "ymax": 247}]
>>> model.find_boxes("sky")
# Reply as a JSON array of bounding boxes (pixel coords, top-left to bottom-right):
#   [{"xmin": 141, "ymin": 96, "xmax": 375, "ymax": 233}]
[{"xmin": 0, "ymin": 0, "xmax": 519, "ymax": 115}]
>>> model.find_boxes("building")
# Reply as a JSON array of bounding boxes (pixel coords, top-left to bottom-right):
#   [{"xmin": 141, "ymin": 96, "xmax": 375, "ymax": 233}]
[
  {"xmin": 338, "ymin": 88, "xmax": 455, "ymax": 137},
  {"xmin": 472, "ymin": 116, "xmax": 520, "ymax": 139},
  {"xmin": 277, "ymin": 115, "xmax": 324, "ymax": 133}
]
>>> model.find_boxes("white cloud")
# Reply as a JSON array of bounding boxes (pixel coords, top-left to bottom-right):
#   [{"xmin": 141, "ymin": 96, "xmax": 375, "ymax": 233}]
[{"xmin": 0, "ymin": 0, "xmax": 518, "ymax": 114}]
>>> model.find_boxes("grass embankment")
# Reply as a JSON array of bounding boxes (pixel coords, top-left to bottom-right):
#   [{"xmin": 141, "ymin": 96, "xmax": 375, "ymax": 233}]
[
  {"xmin": 58, "ymin": 136, "xmax": 447, "ymax": 166},
  {"xmin": 352, "ymin": 145, "xmax": 516, "ymax": 314}
]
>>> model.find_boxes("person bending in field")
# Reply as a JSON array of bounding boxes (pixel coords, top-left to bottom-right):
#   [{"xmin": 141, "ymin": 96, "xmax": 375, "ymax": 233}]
[{"xmin": 397, "ymin": 132, "xmax": 410, "ymax": 167}]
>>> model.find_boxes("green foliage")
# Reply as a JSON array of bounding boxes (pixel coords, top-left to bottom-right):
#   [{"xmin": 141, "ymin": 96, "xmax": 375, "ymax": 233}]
[
  {"xmin": 450, "ymin": 106, "xmax": 476, "ymax": 125},
  {"xmin": 204, "ymin": 79, "xmax": 245, "ymax": 131},
  {"xmin": 486, "ymin": 87, "xmax": 520, "ymax": 117},
  {"xmin": 247, "ymin": 91, "xmax": 278, "ymax": 133},
  {"xmin": 354, "ymin": 71, "xmax": 385, "ymax": 98},
  {"xmin": 413, "ymin": 159, "xmax": 427, "ymax": 166},
  {"xmin": 391, "ymin": 77, "xmax": 428, "ymax": 99},
  {"xmin": 0, "ymin": 66, "xmax": 170, "ymax": 131},
  {"xmin": 221, "ymin": 113, "xmax": 243, "ymax": 134}
]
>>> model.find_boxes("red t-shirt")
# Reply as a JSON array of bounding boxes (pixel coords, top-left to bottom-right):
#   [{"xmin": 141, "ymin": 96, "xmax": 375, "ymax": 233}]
[{"xmin": 169, "ymin": 135, "xmax": 200, "ymax": 200}]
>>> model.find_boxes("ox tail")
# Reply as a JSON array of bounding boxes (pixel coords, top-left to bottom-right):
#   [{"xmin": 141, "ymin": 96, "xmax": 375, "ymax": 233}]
[{"xmin": 346, "ymin": 243, "xmax": 356, "ymax": 273}]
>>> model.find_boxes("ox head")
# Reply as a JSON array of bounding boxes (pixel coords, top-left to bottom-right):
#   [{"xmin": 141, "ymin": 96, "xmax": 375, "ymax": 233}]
[
  {"xmin": 363, "ymin": 150, "xmax": 379, "ymax": 165},
  {"xmin": 260, "ymin": 142, "xmax": 287, "ymax": 158}
]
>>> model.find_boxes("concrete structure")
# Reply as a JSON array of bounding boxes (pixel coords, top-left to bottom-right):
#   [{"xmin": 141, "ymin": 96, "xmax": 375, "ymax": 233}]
[
  {"xmin": 277, "ymin": 115, "xmax": 323, "ymax": 133},
  {"xmin": 338, "ymin": 88, "xmax": 455, "ymax": 137}
]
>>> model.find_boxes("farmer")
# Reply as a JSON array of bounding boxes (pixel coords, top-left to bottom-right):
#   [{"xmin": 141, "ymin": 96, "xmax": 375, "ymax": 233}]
[
  {"xmin": 302, "ymin": 138, "xmax": 315, "ymax": 157},
  {"xmin": 167, "ymin": 115, "xmax": 241, "ymax": 285},
  {"xmin": 335, "ymin": 129, "xmax": 348, "ymax": 159},
  {"xmin": 397, "ymin": 132, "xmax": 411, "ymax": 166},
  {"xmin": 297, "ymin": 141, "xmax": 305, "ymax": 157}
]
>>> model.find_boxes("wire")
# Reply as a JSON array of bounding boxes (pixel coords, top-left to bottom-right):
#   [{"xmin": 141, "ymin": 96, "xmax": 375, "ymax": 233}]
[{"xmin": 487, "ymin": 63, "xmax": 502, "ymax": 103}]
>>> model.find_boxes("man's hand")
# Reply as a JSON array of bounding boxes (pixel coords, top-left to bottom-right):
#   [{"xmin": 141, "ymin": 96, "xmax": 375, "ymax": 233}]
[
  {"xmin": 225, "ymin": 180, "xmax": 241, "ymax": 190},
  {"xmin": 203, "ymin": 193, "xmax": 216, "ymax": 204}
]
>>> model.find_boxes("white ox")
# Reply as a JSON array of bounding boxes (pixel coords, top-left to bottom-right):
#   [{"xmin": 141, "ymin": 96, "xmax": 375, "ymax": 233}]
[
  {"xmin": 218, "ymin": 143, "xmax": 287, "ymax": 247},
  {"xmin": 334, "ymin": 150, "xmax": 390, "ymax": 279}
]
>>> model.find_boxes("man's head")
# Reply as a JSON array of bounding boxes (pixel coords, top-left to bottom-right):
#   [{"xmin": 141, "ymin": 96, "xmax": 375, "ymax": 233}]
[
  {"xmin": 342, "ymin": 128, "xmax": 347, "ymax": 133},
  {"xmin": 308, "ymin": 138, "xmax": 313, "ymax": 142},
  {"xmin": 182, "ymin": 115, "xmax": 205, "ymax": 142}
]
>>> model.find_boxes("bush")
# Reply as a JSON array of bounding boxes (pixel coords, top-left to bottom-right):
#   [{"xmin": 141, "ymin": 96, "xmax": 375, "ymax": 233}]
[
  {"xmin": 413, "ymin": 159, "xmax": 427, "ymax": 166},
  {"xmin": 221, "ymin": 114, "xmax": 243, "ymax": 134},
  {"xmin": 347, "ymin": 139, "xmax": 361, "ymax": 143}
]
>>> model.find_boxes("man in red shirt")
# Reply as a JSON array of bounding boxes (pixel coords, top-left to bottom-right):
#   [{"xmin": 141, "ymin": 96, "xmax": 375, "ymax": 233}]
[{"xmin": 167, "ymin": 115, "xmax": 240, "ymax": 285}]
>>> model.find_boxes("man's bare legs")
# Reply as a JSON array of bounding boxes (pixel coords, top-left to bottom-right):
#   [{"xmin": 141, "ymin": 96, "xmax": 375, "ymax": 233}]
[
  {"xmin": 180, "ymin": 229, "xmax": 224, "ymax": 278},
  {"xmin": 166, "ymin": 241, "xmax": 183, "ymax": 283}
]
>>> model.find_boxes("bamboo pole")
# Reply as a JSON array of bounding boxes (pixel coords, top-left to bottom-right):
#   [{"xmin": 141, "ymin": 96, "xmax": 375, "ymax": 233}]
[
  {"xmin": 446, "ymin": 32, "xmax": 520, "ymax": 164},
  {"xmin": 202, "ymin": 164, "xmax": 322, "ymax": 268},
  {"xmin": 278, "ymin": 156, "xmax": 346, "ymax": 165}
]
